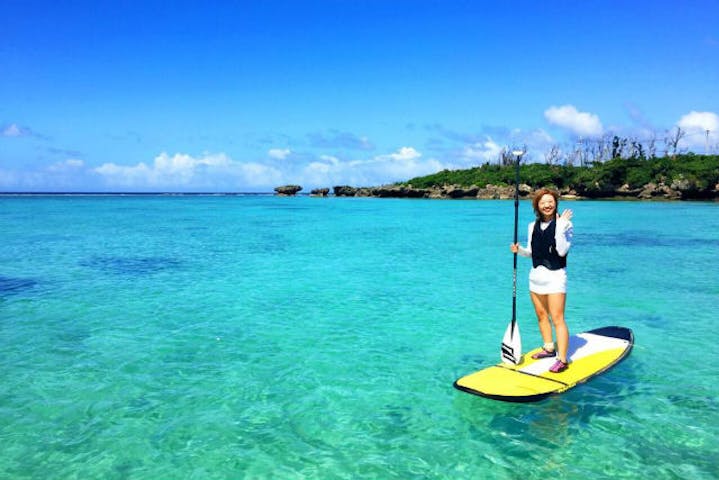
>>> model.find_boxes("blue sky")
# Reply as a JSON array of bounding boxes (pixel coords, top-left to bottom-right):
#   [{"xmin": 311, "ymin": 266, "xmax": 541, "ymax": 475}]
[{"xmin": 2, "ymin": 0, "xmax": 718, "ymax": 192}]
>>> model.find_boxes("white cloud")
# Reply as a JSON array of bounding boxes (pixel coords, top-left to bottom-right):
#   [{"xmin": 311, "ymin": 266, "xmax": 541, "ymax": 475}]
[
  {"xmin": 3, "ymin": 148, "xmax": 446, "ymax": 192},
  {"xmin": 544, "ymin": 105, "xmax": 604, "ymax": 137},
  {"xmin": 676, "ymin": 111, "xmax": 719, "ymax": 152},
  {"xmin": 302, "ymin": 147, "xmax": 444, "ymax": 187},
  {"xmin": 376, "ymin": 146, "xmax": 421, "ymax": 162},
  {"xmin": 8, "ymin": 134, "xmax": 586, "ymax": 192},
  {"xmin": 48, "ymin": 159, "xmax": 85, "ymax": 172},
  {"xmin": 319, "ymin": 154, "xmax": 340, "ymax": 165},
  {"xmin": 94, "ymin": 161, "xmax": 153, "ymax": 184},
  {"xmin": 677, "ymin": 111, "xmax": 719, "ymax": 132},
  {"xmin": 268, "ymin": 148, "xmax": 291, "ymax": 160},
  {"xmin": 307, "ymin": 130, "xmax": 375, "ymax": 150},
  {"xmin": 677, "ymin": 111, "xmax": 718, "ymax": 135},
  {"xmin": 525, "ymin": 128, "xmax": 554, "ymax": 146},
  {"xmin": 0, "ymin": 158, "xmax": 93, "ymax": 190},
  {"xmin": 461, "ymin": 138, "xmax": 503, "ymax": 162},
  {"xmin": 94, "ymin": 152, "xmax": 282, "ymax": 190},
  {"xmin": 2, "ymin": 124, "xmax": 28, "ymax": 137}
]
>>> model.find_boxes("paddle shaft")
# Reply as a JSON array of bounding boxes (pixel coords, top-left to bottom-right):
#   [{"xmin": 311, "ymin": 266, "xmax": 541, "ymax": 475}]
[{"xmin": 511, "ymin": 154, "xmax": 520, "ymax": 327}]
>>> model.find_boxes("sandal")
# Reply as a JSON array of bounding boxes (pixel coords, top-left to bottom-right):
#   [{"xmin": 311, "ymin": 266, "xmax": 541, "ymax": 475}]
[
  {"xmin": 531, "ymin": 346, "xmax": 556, "ymax": 360},
  {"xmin": 549, "ymin": 359, "xmax": 568, "ymax": 373}
]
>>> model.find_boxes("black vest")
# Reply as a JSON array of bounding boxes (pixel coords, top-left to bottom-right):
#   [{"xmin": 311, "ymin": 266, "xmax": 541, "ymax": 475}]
[{"xmin": 531, "ymin": 219, "xmax": 567, "ymax": 270}]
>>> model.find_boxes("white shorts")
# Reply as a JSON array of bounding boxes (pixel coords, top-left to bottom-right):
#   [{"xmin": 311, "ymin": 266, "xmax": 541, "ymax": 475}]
[{"xmin": 529, "ymin": 266, "xmax": 567, "ymax": 294}]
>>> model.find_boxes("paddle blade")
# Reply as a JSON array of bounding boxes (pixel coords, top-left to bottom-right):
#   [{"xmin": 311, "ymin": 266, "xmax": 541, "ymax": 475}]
[{"xmin": 501, "ymin": 321, "xmax": 522, "ymax": 365}]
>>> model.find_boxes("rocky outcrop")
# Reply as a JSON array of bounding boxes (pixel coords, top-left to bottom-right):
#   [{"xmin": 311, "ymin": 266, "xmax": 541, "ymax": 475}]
[
  {"xmin": 476, "ymin": 184, "xmax": 532, "ymax": 199},
  {"xmin": 333, "ymin": 185, "xmax": 358, "ymax": 197},
  {"xmin": 637, "ymin": 182, "xmax": 681, "ymax": 200},
  {"xmin": 330, "ymin": 183, "xmax": 533, "ymax": 199},
  {"xmin": 310, "ymin": 188, "xmax": 330, "ymax": 197},
  {"xmin": 314, "ymin": 178, "xmax": 719, "ymax": 200},
  {"xmin": 274, "ymin": 185, "xmax": 302, "ymax": 196},
  {"xmin": 371, "ymin": 185, "xmax": 430, "ymax": 198},
  {"xmin": 573, "ymin": 181, "xmax": 618, "ymax": 198}
]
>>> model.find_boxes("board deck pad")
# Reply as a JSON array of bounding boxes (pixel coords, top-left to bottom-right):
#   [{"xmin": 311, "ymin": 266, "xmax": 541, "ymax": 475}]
[{"xmin": 454, "ymin": 326, "xmax": 633, "ymax": 402}]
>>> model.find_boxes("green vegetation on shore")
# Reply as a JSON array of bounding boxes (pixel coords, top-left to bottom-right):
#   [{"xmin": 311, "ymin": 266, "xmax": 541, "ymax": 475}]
[{"xmin": 400, "ymin": 154, "xmax": 719, "ymax": 198}]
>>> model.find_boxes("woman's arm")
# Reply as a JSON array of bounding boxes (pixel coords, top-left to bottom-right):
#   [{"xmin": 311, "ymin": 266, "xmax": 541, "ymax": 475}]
[
  {"xmin": 515, "ymin": 222, "xmax": 533, "ymax": 257},
  {"xmin": 555, "ymin": 210, "xmax": 573, "ymax": 256}
]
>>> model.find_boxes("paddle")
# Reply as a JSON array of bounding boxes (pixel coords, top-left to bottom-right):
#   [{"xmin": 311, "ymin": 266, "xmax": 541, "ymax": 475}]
[{"xmin": 501, "ymin": 149, "xmax": 524, "ymax": 365}]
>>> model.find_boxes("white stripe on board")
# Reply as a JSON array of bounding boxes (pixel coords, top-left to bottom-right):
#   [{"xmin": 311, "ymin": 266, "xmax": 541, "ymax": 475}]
[{"xmin": 520, "ymin": 333, "xmax": 629, "ymax": 376}]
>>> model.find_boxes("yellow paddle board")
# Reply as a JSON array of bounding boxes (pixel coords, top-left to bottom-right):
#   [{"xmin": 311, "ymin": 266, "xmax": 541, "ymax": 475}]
[{"xmin": 454, "ymin": 326, "xmax": 633, "ymax": 402}]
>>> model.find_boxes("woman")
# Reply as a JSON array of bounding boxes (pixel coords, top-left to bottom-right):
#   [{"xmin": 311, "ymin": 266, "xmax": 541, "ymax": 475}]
[{"xmin": 510, "ymin": 188, "xmax": 573, "ymax": 373}]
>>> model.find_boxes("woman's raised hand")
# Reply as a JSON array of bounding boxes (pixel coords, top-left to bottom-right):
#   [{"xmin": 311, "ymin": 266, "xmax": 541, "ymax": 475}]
[{"xmin": 559, "ymin": 209, "xmax": 573, "ymax": 222}]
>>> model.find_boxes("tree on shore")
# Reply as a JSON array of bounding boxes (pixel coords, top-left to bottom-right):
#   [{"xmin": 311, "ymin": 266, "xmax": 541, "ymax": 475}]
[
  {"xmin": 544, "ymin": 145, "xmax": 561, "ymax": 165},
  {"xmin": 527, "ymin": 127, "xmax": 700, "ymax": 166},
  {"xmin": 665, "ymin": 126, "xmax": 686, "ymax": 159},
  {"xmin": 401, "ymin": 153, "xmax": 719, "ymax": 199}
]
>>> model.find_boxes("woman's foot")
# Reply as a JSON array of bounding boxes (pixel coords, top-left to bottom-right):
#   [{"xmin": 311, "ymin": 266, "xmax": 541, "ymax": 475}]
[
  {"xmin": 549, "ymin": 359, "xmax": 568, "ymax": 373},
  {"xmin": 531, "ymin": 346, "xmax": 556, "ymax": 360}
]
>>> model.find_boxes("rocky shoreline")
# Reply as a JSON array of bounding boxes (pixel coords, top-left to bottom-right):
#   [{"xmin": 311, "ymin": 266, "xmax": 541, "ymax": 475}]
[{"xmin": 275, "ymin": 181, "xmax": 719, "ymax": 200}]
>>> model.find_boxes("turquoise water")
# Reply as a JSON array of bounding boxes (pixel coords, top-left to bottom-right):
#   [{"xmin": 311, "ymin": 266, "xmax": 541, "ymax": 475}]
[{"xmin": 1, "ymin": 195, "xmax": 717, "ymax": 479}]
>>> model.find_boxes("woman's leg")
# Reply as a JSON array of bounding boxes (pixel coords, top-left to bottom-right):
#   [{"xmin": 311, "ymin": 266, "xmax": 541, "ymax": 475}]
[
  {"xmin": 529, "ymin": 292, "xmax": 554, "ymax": 348},
  {"xmin": 547, "ymin": 293, "xmax": 569, "ymax": 362}
]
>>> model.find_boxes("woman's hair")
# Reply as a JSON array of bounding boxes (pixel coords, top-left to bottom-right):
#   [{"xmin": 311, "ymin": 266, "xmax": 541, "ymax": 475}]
[{"xmin": 532, "ymin": 188, "xmax": 560, "ymax": 220}]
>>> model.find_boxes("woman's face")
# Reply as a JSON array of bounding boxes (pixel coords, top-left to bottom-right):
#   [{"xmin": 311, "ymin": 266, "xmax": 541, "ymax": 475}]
[{"xmin": 537, "ymin": 194, "xmax": 557, "ymax": 219}]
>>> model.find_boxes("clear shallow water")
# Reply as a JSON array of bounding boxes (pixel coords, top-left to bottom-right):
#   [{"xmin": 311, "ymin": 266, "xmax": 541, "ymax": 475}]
[{"xmin": 1, "ymin": 195, "xmax": 717, "ymax": 479}]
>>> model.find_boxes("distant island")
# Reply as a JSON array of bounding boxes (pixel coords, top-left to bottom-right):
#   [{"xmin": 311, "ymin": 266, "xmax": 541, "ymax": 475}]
[{"xmin": 276, "ymin": 153, "xmax": 719, "ymax": 200}]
